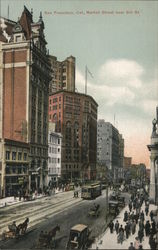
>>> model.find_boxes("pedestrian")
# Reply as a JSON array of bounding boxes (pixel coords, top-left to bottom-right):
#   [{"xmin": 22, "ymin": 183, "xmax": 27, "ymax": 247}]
[
  {"xmin": 145, "ymin": 205, "xmax": 149, "ymax": 216},
  {"xmin": 109, "ymin": 221, "xmax": 114, "ymax": 233},
  {"xmin": 138, "ymin": 245, "xmax": 143, "ymax": 250},
  {"xmin": 128, "ymin": 242, "xmax": 135, "ymax": 250},
  {"xmin": 124, "ymin": 211, "xmax": 128, "ymax": 222},
  {"xmin": 14, "ymin": 190, "xmax": 17, "ymax": 200},
  {"xmin": 140, "ymin": 211, "xmax": 144, "ymax": 221},
  {"xmin": 131, "ymin": 211, "xmax": 135, "ymax": 221},
  {"xmin": 145, "ymin": 220, "xmax": 151, "ymax": 236},
  {"xmin": 125, "ymin": 223, "xmax": 130, "ymax": 239},
  {"xmin": 151, "ymin": 220, "xmax": 156, "ymax": 235},
  {"xmin": 118, "ymin": 225, "xmax": 124, "ymax": 244},
  {"xmin": 138, "ymin": 228, "xmax": 144, "ymax": 243},
  {"xmin": 134, "ymin": 237, "xmax": 140, "ymax": 250},
  {"xmin": 115, "ymin": 220, "xmax": 119, "ymax": 234},
  {"xmin": 150, "ymin": 210, "xmax": 154, "ymax": 221},
  {"xmin": 133, "ymin": 199, "xmax": 136, "ymax": 210},
  {"xmin": 149, "ymin": 235, "xmax": 157, "ymax": 250},
  {"xmin": 139, "ymin": 219, "xmax": 144, "ymax": 232},
  {"xmin": 131, "ymin": 220, "xmax": 136, "ymax": 235},
  {"xmin": 129, "ymin": 200, "xmax": 132, "ymax": 212},
  {"xmin": 134, "ymin": 213, "xmax": 139, "ymax": 224}
]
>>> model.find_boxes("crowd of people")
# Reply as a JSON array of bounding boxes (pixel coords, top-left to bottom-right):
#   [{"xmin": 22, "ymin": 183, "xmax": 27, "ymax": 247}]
[{"xmin": 109, "ymin": 192, "xmax": 157, "ymax": 249}]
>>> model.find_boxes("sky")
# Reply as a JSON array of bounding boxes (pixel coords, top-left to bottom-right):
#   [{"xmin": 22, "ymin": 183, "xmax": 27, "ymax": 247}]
[{"xmin": 1, "ymin": 0, "xmax": 158, "ymax": 167}]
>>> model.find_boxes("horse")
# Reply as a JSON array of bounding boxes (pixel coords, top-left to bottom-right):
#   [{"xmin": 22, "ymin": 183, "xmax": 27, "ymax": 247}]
[
  {"xmin": 17, "ymin": 218, "xmax": 29, "ymax": 234},
  {"xmin": 48, "ymin": 225, "xmax": 60, "ymax": 239},
  {"xmin": 38, "ymin": 225, "xmax": 60, "ymax": 248}
]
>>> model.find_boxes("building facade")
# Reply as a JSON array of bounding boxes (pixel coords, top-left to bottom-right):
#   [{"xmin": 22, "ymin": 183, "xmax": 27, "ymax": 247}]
[
  {"xmin": 49, "ymin": 55, "xmax": 75, "ymax": 94},
  {"xmin": 49, "ymin": 90, "xmax": 98, "ymax": 181},
  {"xmin": 97, "ymin": 120, "xmax": 124, "ymax": 181},
  {"xmin": 48, "ymin": 130, "xmax": 62, "ymax": 185},
  {"xmin": 148, "ymin": 106, "xmax": 158, "ymax": 204},
  {"xmin": 0, "ymin": 7, "xmax": 51, "ymax": 196},
  {"xmin": 123, "ymin": 157, "xmax": 132, "ymax": 169}
]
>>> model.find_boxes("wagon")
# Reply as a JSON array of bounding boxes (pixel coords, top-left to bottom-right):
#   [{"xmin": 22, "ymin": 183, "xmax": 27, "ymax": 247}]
[
  {"xmin": 117, "ymin": 196, "xmax": 125, "ymax": 207},
  {"xmin": 108, "ymin": 201, "xmax": 119, "ymax": 216},
  {"xmin": 66, "ymin": 224, "xmax": 91, "ymax": 249},
  {"xmin": 1, "ymin": 218, "xmax": 29, "ymax": 240},
  {"xmin": 88, "ymin": 204, "xmax": 100, "ymax": 217}
]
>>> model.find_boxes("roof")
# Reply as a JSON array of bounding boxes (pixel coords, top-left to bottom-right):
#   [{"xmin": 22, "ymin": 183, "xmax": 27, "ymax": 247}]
[
  {"xmin": 49, "ymin": 90, "xmax": 98, "ymax": 107},
  {"xmin": 71, "ymin": 224, "xmax": 88, "ymax": 232}
]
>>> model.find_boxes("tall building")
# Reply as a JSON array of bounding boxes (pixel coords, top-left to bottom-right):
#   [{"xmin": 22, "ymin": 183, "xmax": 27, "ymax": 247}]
[
  {"xmin": 49, "ymin": 90, "xmax": 98, "ymax": 181},
  {"xmin": 0, "ymin": 7, "xmax": 51, "ymax": 196},
  {"xmin": 147, "ymin": 106, "xmax": 158, "ymax": 204},
  {"xmin": 97, "ymin": 120, "xmax": 124, "ymax": 180},
  {"xmin": 49, "ymin": 55, "xmax": 75, "ymax": 94}
]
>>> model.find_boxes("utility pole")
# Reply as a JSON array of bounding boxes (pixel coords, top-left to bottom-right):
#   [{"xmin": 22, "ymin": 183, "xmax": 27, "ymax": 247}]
[{"xmin": 85, "ymin": 66, "xmax": 87, "ymax": 95}]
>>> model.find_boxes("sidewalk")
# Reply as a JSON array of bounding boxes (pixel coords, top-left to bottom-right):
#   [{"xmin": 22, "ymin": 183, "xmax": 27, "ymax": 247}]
[
  {"xmin": 91, "ymin": 202, "xmax": 157, "ymax": 249},
  {"xmin": 0, "ymin": 189, "xmax": 65, "ymax": 208}
]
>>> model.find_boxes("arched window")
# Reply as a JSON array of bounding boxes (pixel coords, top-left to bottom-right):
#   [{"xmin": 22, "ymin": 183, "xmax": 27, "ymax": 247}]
[
  {"xmin": 65, "ymin": 121, "xmax": 71, "ymax": 148},
  {"xmin": 74, "ymin": 122, "xmax": 79, "ymax": 148}
]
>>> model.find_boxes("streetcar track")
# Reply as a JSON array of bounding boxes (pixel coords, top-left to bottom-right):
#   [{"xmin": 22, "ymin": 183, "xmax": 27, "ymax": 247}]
[{"xmin": 0, "ymin": 198, "xmax": 82, "ymax": 233}]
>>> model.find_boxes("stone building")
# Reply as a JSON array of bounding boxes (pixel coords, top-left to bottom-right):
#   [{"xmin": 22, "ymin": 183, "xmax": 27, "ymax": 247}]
[
  {"xmin": 48, "ymin": 128, "xmax": 62, "ymax": 185},
  {"xmin": 97, "ymin": 120, "xmax": 124, "ymax": 181},
  {"xmin": 148, "ymin": 106, "xmax": 158, "ymax": 204},
  {"xmin": 0, "ymin": 7, "xmax": 51, "ymax": 196},
  {"xmin": 49, "ymin": 90, "xmax": 98, "ymax": 181},
  {"xmin": 49, "ymin": 55, "xmax": 75, "ymax": 94}
]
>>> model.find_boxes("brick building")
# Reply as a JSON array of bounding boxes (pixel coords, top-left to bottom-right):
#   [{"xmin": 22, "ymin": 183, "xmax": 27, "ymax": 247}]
[
  {"xmin": 49, "ymin": 55, "xmax": 75, "ymax": 94},
  {"xmin": 0, "ymin": 7, "xmax": 51, "ymax": 196},
  {"xmin": 49, "ymin": 91, "xmax": 98, "ymax": 181}
]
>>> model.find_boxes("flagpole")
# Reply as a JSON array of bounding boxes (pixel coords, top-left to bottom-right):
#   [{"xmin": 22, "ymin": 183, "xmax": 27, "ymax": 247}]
[{"xmin": 85, "ymin": 65, "xmax": 87, "ymax": 95}]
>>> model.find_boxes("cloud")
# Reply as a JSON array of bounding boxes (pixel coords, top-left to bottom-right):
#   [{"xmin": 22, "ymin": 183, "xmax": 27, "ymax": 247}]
[
  {"xmin": 139, "ymin": 99, "xmax": 158, "ymax": 114},
  {"xmin": 76, "ymin": 68, "xmax": 135, "ymax": 107},
  {"xmin": 98, "ymin": 59, "xmax": 144, "ymax": 88},
  {"xmin": 76, "ymin": 59, "xmax": 157, "ymax": 166}
]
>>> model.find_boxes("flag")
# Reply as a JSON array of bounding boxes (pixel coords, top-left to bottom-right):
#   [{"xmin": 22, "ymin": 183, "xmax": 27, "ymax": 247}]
[{"xmin": 86, "ymin": 66, "xmax": 93, "ymax": 78}]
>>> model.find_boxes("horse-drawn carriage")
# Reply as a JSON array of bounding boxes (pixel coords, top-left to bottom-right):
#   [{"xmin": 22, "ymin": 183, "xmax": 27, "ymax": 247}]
[
  {"xmin": 36, "ymin": 225, "xmax": 60, "ymax": 249},
  {"xmin": 2, "ymin": 218, "xmax": 29, "ymax": 240},
  {"xmin": 88, "ymin": 204, "xmax": 100, "ymax": 217}
]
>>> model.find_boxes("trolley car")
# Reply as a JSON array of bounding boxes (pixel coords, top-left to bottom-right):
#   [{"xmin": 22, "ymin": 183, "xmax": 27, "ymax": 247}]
[{"xmin": 81, "ymin": 183, "xmax": 102, "ymax": 199}]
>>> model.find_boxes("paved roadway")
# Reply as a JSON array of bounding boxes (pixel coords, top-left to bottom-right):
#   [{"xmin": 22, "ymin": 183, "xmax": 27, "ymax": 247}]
[{"xmin": 0, "ymin": 190, "xmax": 129, "ymax": 249}]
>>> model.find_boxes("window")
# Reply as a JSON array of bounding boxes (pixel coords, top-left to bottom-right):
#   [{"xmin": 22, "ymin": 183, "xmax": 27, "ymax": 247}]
[
  {"xmin": 18, "ymin": 152, "xmax": 22, "ymax": 161},
  {"xmin": 58, "ymin": 139, "xmax": 60, "ymax": 144},
  {"xmin": 58, "ymin": 148, "xmax": 60, "ymax": 153},
  {"xmin": 12, "ymin": 152, "xmax": 16, "ymax": 160},
  {"xmin": 24, "ymin": 153, "xmax": 27, "ymax": 161},
  {"xmin": 58, "ymin": 158, "xmax": 60, "ymax": 163},
  {"xmin": 53, "ymin": 98, "xmax": 57, "ymax": 103},
  {"xmin": 6, "ymin": 151, "xmax": 10, "ymax": 160},
  {"xmin": 53, "ymin": 105, "xmax": 57, "ymax": 110},
  {"xmin": 15, "ymin": 35, "xmax": 21, "ymax": 42}
]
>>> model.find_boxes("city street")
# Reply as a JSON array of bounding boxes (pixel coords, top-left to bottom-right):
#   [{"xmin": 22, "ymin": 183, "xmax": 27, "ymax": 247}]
[{"xmin": 0, "ymin": 189, "xmax": 121, "ymax": 249}]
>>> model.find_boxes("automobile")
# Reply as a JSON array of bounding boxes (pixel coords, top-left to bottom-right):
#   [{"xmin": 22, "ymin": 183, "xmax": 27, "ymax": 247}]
[{"xmin": 66, "ymin": 224, "xmax": 91, "ymax": 249}]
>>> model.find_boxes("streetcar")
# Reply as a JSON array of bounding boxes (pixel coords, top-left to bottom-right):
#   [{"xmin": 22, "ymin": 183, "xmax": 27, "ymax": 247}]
[{"xmin": 81, "ymin": 183, "xmax": 102, "ymax": 199}]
